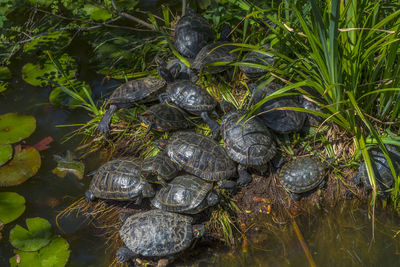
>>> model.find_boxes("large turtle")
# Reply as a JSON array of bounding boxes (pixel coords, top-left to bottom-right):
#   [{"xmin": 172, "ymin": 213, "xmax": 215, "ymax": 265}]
[
  {"xmin": 138, "ymin": 102, "xmax": 193, "ymax": 134},
  {"xmin": 117, "ymin": 209, "xmax": 204, "ymax": 263},
  {"xmin": 141, "ymin": 151, "xmax": 181, "ymax": 184},
  {"xmin": 221, "ymin": 108, "xmax": 277, "ymax": 186},
  {"xmin": 239, "ymin": 45, "xmax": 274, "ymax": 79},
  {"xmin": 85, "ymin": 158, "xmax": 154, "ymax": 204},
  {"xmin": 279, "ymin": 157, "xmax": 326, "ymax": 200},
  {"xmin": 158, "ymin": 131, "xmax": 237, "ymax": 190},
  {"xmin": 251, "ymin": 82, "xmax": 306, "ymax": 134},
  {"xmin": 151, "ymin": 174, "xmax": 219, "ymax": 214},
  {"xmin": 174, "ymin": 8, "xmax": 214, "ymax": 58},
  {"xmin": 353, "ymin": 146, "xmax": 400, "ymax": 193},
  {"xmin": 98, "ymin": 77, "xmax": 166, "ymax": 133}
]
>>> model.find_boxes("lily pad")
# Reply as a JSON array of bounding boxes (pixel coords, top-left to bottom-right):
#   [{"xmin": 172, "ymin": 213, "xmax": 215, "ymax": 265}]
[
  {"xmin": 0, "ymin": 113, "xmax": 36, "ymax": 145},
  {"xmin": 49, "ymin": 80, "xmax": 92, "ymax": 109},
  {"xmin": 0, "ymin": 144, "xmax": 12, "ymax": 166},
  {"xmin": 0, "ymin": 147, "xmax": 41, "ymax": 187},
  {"xmin": 0, "ymin": 192, "xmax": 25, "ymax": 224},
  {"xmin": 52, "ymin": 150, "xmax": 85, "ymax": 179},
  {"xmin": 24, "ymin": 31, "xmax": 71, "ymax": 54},
  {"xmin": 10, "ymin": 217, "xmax": 52, "ymax": 252},
  {"xmin": 22, "ymin": 54, "xmax": 77, "ymax": 87},
  {"xmin": 9, "ymin": 237, "xmax": 70, "ymax": 267},
  {"xmin": 0, "ymin": 66, "xmax": 11, "ymax": 80}
]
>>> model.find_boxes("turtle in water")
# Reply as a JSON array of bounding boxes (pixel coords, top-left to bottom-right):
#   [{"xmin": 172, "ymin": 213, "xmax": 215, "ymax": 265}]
[
  {"xmin": 141, "ymin": 151, "xmax": 181, "ymax": 184},
  {"xmin": 279, "ymin": 157, "xmax": 326, "ymax": 200},
  {"xmin": 251, "ymin": 82, "xmax": 306, "ymax": 134},
  {"xmin": 239, "ymin": 45, "xmax": 274, "ymax": 79},
  {"xmin": 174, "ymin": 8, "xmax": 214, "ymax": 58},
  {"xmin": 117, "ymin": 209, "xmax": 204, "ymax": 263},
  {"xmin": 192, "ymin": 24, "xmax": 238, "ymax": 74},
  {"xmin": 138, "ymin": 102, "xmax": 193, "ymax": 134},
  {"xmin": 221, "ymin": 108, "xmax": 277, "ymax": 186},
  {"xmin": 158, "ymin": 131, "xmax": 237, "ymax": 190},
  {"xmin": 151, "ymin": 174, "xmax": 219, "ymax": 214},
  {"xmin": 157, "ymin": 65, "xmax": 220, "ymax": 139},
  {"xmin": 98, "ymin": 77, "xmax": 166, "ymax": 134},
  {"xmin": 85, "ymin": 158, "xmax": 155, "ymax": 204},
  {"xmin": 353, "ymin": 146, "xmax": 400, "ymax": 193}
]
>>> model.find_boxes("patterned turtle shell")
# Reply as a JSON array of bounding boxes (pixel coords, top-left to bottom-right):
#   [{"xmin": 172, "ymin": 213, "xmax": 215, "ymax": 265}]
[
  {"xmin": 167, "ymin": 132, "xmax": 236, "ymax": 181},
  {"xmin": 151, "ymin": 175, "xmax": 217, "ymax": 214},
  {"xmin": 279, "ymin": 157, "xmax": 325, "ymax": 194},
  {"xmin": 86, "ymin": 158, "xmax": 153, "ymax": 200},
  {"xmin": 119, "ymin": 209, "xmax": 195, "ymax": 257},
  {"xmin": 141, "ymin": 151, "xmax": 181, "ymax": 183},
  {"xmin": 239, "ymin": 48, "xmax": 274, "ymax": 79},
  {"xmin": 192, "ymin": 42, "xmax": 238, "ymax": 74},
  {"xmin": 221, "ymin": 110, "xmax": 276, "ymax": 166}
]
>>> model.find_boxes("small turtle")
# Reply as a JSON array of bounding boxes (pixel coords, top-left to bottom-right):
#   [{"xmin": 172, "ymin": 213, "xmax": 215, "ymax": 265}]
[
  {"xmin": 192, "ymin": 25, "xmax": 238, "ymax": 74},
  {"xmin": 85, "ymin": 158, "xmax": 154, "ymax": 204},
  {"xmin": 353, "ymin": 146, "xmax": 400, "ymax": 193},
  {"xmin": 221, "ymin": 108, "xmax": 277, "ymax": 186},
  {"xmin": 174, "ymin": 8, "xmax": 213, "ymax": 58},
  {"xmin": 160, "ymin": 131, "xmax": 237, "ymax": 190},
  {"xmin": 117, "ymin": 209, "xmax": 204, "ymax": 263},
  {"xmin": 155, "ymin": 55, "xmax": 195, "ymax": 81},
  {"xmin": 141, "ymin": 152, "xmax": 181, "ymax": 184},
  {"xmin": 98, "ymin": 77, "xmax": 166, "ymax": 133},
  {"xmin": 279, "ymin": 157, "xmax": 326, "ymax": 200},
  {"xmin": 157, "ymin": 65, "xmax": 220, "ymax": 139},
  {"xmin": 151, "ymin": 175, "xmax": 219, "ymax": 214},
  {"xmin": 251, "ymin": 82, "xmax": 306, "ymax": 134},
  {"xmin": 239, "ymin": 45, "xmax": 274, "ymax": 79},
  {"xmin": 138, "ymin": 102, "xmax": 193, "ymax": 134}
]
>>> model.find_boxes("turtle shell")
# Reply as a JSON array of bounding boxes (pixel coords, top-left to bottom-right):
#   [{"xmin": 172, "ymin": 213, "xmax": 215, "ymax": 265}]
[
  {"xmin": 251, "ymin": 82, "xmax": 306, "ymax": 134},
  {"xmin": 166, "ymin": 80, "xmax": 217, "ymax": 114},
  {"xmin": 119, "ymin": 209, "xmax": 194, "ymax": 257},
  {"xmin": 151, "ymin": 175, "xmax": 214, "ymax": 214},
  {"xmin": 239, "ymin": 49, "xmax": 274, "ymax": 78},
  {"xmin": 192, "ymin": 42, "xmax": 238, "ymax": 73},
  {"xmin": 167, "ymin": 132, "xmax": 236, "ymax": 181},
  {"xmin": 88, "ymin": 158, "xmax": 150, "ymax": 200},
  {"xmin": 221, "ymin": 110, "xmax": 276, "ymax": 166},
  {"xmin": 106, "ymin": 77, "xmax": 165, "ymax": 107},
  {"xmin": 166, "ymin": 58, "xmax": 194, "ymax": 80},
  {"xmin": 138, "ymin": 103, "xmax": 193, "ymax": 132},
  {"xmin": 279, "ymin": 157, "xmax": 325, "ymax": 194},
  {"xmin": 142, "ymin": 152, "xmax": 181, "ymax": 183},
  {"xmin": 174, "ymin": 9, "xmax": 214, "ymax": 58}
]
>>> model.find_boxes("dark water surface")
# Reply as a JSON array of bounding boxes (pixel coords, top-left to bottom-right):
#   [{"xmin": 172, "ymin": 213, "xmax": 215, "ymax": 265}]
[{"xmin": 1, "ymin": 1, "xmax": 400, "ymax": 266}]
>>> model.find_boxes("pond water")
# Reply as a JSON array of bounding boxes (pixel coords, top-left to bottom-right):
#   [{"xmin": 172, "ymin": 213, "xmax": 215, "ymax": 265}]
[{"xmin": 1, "ymin": 1, "xmax": 400, "ymax": 266}]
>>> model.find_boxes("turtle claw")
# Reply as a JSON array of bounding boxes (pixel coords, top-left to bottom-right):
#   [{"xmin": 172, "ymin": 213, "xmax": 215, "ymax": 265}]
[
  {"xmin": 97, "ymin": 120, "xmax": 110, "ymax": 134},
  {"xmin": 84, "ymin": 191, "xmax": 95, "ymax": 203}
]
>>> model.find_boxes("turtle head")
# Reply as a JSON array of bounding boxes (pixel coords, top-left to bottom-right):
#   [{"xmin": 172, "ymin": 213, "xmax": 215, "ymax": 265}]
[
  {"xmin": 192, "ymin": 224, "xmax": 205, "ymax": 238},
  {"xmin": 84, "ymin": 190, "xmax": 95, "ymax": 203},
  {"xmin": 156, "ymin": 57, "xmax": 175, "ymax": 83},
  {"xmin": 206, "ymin": 191, "xmax": 219, "ymax": 207},
  {"xmin": 219, "ymin": 100, "xmax": 236, "ymax": 114},
  {"xmin": 142, "ymin": 182, "xmax": 155, "ymax": 198},
  {"xmin": 154, "ymin": 139, "xmax": 169, "ymax": 150}
]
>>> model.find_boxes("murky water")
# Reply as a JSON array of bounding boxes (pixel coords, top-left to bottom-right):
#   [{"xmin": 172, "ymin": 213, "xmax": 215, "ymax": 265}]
[{"xmin": 1, "ymin": 1, "xmax": 400, "ymax": 266}]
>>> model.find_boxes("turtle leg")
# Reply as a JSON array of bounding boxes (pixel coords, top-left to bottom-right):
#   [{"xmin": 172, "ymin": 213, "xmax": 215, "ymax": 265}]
[
  {"xmin": 201, "ymin": 111, "xmax": 220, "ymax": 140},
  {"xmin": 98, "ymin": 105, "xmax": 118, "ymax": 134},
  {"xmin": 237, "ymin": 164, "xmax": 252, "ymax": 186},
  {"xmin": 217, "ymin": 180, "xmax": 237, "ymax": 195},
  {"xmin": 116, "ymin": 247, "xmax": 137, "ymax": 263},
  {"xmin": 353, "ymin": 172, "xmax": 362, "ymax": 186},
  {"xmin": 290, "ymin": 192, "xmax": 301, "ymax": 201},
  {"xmin": 84, "ymin": 191, "xmax": 95, "ymax": 203}
]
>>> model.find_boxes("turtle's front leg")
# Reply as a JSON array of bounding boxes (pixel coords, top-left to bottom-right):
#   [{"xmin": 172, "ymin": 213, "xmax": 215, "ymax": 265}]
[
  {"xmin": 98, "ymin": 105, "xmax": 118, "ymax": 134},
  {"xmin": 116, "ymin": 247, "xmax": 137, "ymax": 263},
  {"xmin": 201, "ymin": 111, "xmax": 220, "ymax": 140}
]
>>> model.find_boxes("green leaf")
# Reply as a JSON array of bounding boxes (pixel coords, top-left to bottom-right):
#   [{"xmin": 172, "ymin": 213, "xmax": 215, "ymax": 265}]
[
  {"xmin": 49, "ymin": 81, "xmax": 92, "ymax": 109},
  {"xmin": 82, "ymin": 4, "xmax": 112, "ymax": 21},
  {"xmin": 0, "ymin": 147, "xmax": 41, "ymax": 187},
  {"xmin": 9, "ymin": 217, "xmax": 52, "ymax": 252},
  {"xmin": 23, "ymin": 31, "xmax": 71, "ymax": 54},
  {"xmin": 0, "ymin": 192, "xmax": 25, "ymax": 224},
  {"xmin": 9, "ymin": 237, "xmax": 70, "ymax": 267},
  {"xmin": 0, "ymin": 144, "xmax": 12, "ymax": 166},
  {"xmin": 0, "ymin": 113, "xmax": 36, "ymax": 145},
  {"xmin": 27, "ymin": 0, "xmax": 52, "ymax": 7},
  {"xmin": 0, "ymin": 66, "xmax": 11, "ymax": 80}
]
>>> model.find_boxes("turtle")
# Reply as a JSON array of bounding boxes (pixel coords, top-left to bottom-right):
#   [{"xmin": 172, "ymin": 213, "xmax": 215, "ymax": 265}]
[
  {"xmin": 98, "ymin": 77, "xmax": 166, "ymax": 133},
  {"xmin": 239, "ymin": 45, "xmax": 274, "ymax": 79},
  {"xmin": 278, "ymin": 157, "xmax": 326, "ymax": 200},
  {"xmin": 85, "ymin": 158, "xmax": 155, "ymax": 204},
  {"xmin": 251, "ymin": 82, "xmax": 306, "ymax": 134},
  {"xmin": 353, "ymin": 146, "xmax": 400, "ymax": 193},
  {"xmin": 117, "ymin": 209, "xmax": 204, "ymax": 263},
  {"xmin": 141, "ymin": 151, "xmax": 181, "ymax": 184},
  {"xmin": 157, "ymin": 65, "xmax": 220, "ymax": 139},
  {"xmin": 192, "ymin": 24, "xmax": 238, "ymax": 74},
  {"xmin": 155, "ymin": 55, "xmax": 195, "ymax": 81},
  {"xmin": 138, "ymin": 102, "xmax": 193, "ymax": 134},
  {"xmin": 174, "ymin": 8, "xmax": 214, "ymax": 58},
  {"xmin": 221, "ymin": 108, "xmax": 277, "ymax": 186},
  {"xmin": 151, "ymin": 174, "xmax": 219, "ymax": 214},
  {"xmin": 159, "ymin": 131, "xmax": 237, "ymax": 190}
]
